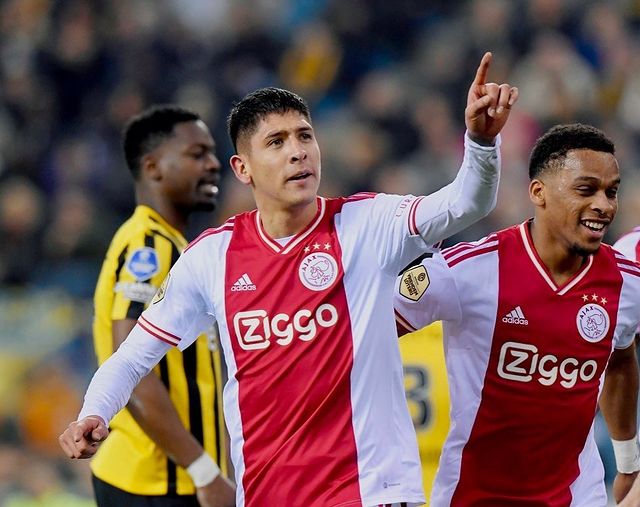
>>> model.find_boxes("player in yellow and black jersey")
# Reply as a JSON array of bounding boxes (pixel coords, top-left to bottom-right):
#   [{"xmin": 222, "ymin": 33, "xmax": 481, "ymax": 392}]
[{"xmin": 90, "ymin": 106, "xmax": 235, "ymax": 507}]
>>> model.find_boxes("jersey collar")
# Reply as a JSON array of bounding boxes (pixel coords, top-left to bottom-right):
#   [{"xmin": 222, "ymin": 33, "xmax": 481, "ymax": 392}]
[
  {"xmin": 519, "ymin": 220, "xmax": 593, "ymax": 295},
  {"xmin": 255, "ymin": 197, "xmax": 326, "ymax": 254}
]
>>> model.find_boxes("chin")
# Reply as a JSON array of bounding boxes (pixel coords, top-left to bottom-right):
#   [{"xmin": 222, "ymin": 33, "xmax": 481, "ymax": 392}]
[
  {"xmin": 570, "ymin": 242, "xmax": 601, "ymax": 257},
  {"xmin": 194, "ymin": 201, "xmax": 217, "ymax": 212}
]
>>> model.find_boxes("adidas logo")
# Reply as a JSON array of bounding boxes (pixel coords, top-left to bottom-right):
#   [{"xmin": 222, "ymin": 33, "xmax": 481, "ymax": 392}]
[
  {"xmin": 502, "ymin": 306, "xmax": 528, "ymax": 326},
  {"xmin": 231, "ymin": 273, "xmax": 257, "ymax": 292}
]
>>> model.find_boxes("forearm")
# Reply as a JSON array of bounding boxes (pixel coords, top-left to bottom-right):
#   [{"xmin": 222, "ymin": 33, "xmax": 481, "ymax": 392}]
[
  {"xmin": 415, "ymin": 131, "xmax": 501, "ymax": 245},
  {"xmin": 600, "ymin": 344, "xmax": 639, "ymax": 440},
  {"xmin": 127, "ymin": 373, "xmax": 205, "ymax": 468},
  {"xmin": 78, "ymin": 327, "xmax": 170, "ymax": 423}
]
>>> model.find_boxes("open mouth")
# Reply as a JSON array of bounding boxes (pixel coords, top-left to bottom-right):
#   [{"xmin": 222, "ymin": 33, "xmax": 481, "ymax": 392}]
[
  {"xmin": 287, "ymin": 172, "xmax": 312, "ymax": 182},
  {"xmin": 198, "ymin": 182, "xmax": 219, "ymax": 196},
  {"xmin": 581, "ymin": 220, "xmax": 607, "ymax": 233}
]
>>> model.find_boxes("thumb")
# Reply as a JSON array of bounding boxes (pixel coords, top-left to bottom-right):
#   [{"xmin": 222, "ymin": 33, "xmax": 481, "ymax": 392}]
[{"xmin": 91, "ymin": 426, "xmax": 109, "ymax": 442}]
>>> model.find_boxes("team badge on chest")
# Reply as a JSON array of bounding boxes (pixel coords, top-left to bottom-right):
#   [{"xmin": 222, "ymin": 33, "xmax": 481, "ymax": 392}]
[
  {"xmin": 576, "ymin": 301, "xmax": 610, "ymax": 343},
  {"xmin": 299, "ymin": 251, "xmax": 338, "ymax": 291}
]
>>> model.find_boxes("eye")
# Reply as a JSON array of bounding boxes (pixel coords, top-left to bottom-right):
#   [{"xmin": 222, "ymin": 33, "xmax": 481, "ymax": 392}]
[
  {"xmin": 268, "ymin": 138, "xmax": 283, "ymax": 147},
  {"xmin": 300, "ymin": 132, "xmax": 313, "ymax": 140},
  {"xmin": 575, "ymin": 186, "xmax": 595, "ymax": 195},
  {"xmin": 606, "ymin": 187, "xmax": 619, "ymax": 199}
]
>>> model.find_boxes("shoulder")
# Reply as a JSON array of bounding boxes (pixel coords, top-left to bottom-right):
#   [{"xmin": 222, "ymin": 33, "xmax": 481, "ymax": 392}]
[
  {"xmin": 440, "ymin": 232, "xmax": 500, "ymax": 269},
  {"xmin": 605, "ymin": 244, "xmax": 640, "ymax": 280},
  {"xmin": 185, "ymin": 216, "xmax": 237, "ymax": 254}
]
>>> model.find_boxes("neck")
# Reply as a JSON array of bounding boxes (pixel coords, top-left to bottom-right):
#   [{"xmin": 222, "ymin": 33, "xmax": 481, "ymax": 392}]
[
  {"xmin": 529, "ymin": 219, "xmax": 586, "ymax": 286},
  {"xmin": 258, "ymin": 198, "xmax": 318, "ymax": 239},
  {"xmin": 136, "ymin": 187, "xmax": 187, "ymax": 233}
]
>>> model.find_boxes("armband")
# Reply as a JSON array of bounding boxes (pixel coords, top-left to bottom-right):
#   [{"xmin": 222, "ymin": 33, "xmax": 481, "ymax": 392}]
[
  {"xmin": 612, "ymin": 436, "xmax": 640, "ymax": 474},
  {"xmin": 186, "ymin": 452, "xmax": 220, "ymax": 487}
]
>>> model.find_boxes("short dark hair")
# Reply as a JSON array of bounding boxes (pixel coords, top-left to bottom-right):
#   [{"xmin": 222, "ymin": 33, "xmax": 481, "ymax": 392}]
[
  {"xmin": 123, "ymin": 105, "xmax": 201, "ymax": 179},
  {"xmin": 528, "ymin": 123, "xmax": 615, "ymax": 180},
  {"xmin": 227, "ymin": 87, "xmax": 311, "ymax": 152}
]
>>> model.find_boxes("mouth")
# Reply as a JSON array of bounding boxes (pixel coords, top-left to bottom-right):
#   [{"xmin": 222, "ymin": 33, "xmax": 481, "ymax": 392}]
[
  {"xmin": 198, "ymin": 182, "xmax": 219, "ymax": 197},
  {"xmin": 287, "ymin": 171, "xmax": 313, "ymax": 182},
  {"xmin": 580, "ymin": 219, "xmax": 608, "ymax": 235}
]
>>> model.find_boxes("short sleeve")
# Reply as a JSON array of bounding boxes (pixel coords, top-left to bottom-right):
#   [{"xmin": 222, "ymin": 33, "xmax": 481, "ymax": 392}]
[{"xmin": 394, "ymin": 254, "xmax": 462, "ymax": 333}]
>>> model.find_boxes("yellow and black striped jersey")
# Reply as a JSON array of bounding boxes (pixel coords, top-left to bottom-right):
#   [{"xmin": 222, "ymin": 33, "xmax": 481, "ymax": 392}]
[
  {"xmin": 400, "ymin": 321, "xmax": 449, "ymax": 502},
  {"xmin": 91, "ymin": 205, "xmax": 227, "ymax": 495}
]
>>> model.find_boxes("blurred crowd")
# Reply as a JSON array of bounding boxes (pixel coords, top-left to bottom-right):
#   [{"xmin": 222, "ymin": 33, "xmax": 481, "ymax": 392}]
[{"xmin": 2, "ymin": 0, "xmax": 640, "ymax": 503}]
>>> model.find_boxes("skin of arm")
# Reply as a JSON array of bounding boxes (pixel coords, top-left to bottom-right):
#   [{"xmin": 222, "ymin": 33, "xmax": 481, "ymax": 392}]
[
  {"xmin": 112, "ymin": 319, "xmax": 235, "ymax": 507},
  {"xmin": 599, "ymin": 342, "xmax": 639, "ymax": 504}
]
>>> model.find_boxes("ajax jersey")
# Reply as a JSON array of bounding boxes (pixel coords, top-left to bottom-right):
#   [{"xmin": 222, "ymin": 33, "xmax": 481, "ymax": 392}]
[
  {"xmin": 395, "ymin": 220, "xmax": 640, "ymax": 506},
  {"xmin": 139, "ymin": 194, "xmax": 434, "ymax": 507}
]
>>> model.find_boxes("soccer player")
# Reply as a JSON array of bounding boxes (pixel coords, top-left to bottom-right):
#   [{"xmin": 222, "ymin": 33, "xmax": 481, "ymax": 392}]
[
  {"xmin": 59, "ymin": 52, "xmax": 518, "ymax": 506},
  {"xmin": 394, "ymin": 123, "xmax": 640, "ymax": 506},
  {"xmin": 88, "ymin": 106, "xmax": 235, "ymax": 507},
  {"xmin": 400, "ymin": 321, "xmax": 449, "ymax": 500}
]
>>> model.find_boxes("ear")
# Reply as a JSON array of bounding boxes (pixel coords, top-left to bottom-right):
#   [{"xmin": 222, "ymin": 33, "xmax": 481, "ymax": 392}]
[
  {"xmin": 529, "ymin": 178, "xmax": 545, "ymax": 207},
  {"xmin": 141, "ymin": 153, "xmax": 162, "ymax": 181},
  {"xmin": 230, "ymin": 155, "xmax": 252, "ymax": 185}
]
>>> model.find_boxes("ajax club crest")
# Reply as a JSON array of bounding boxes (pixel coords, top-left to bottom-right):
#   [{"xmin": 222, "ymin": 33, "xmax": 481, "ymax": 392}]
[
  {"xmin": 299, "ymin": 252, "xmax": 338, "ymax": 291},
  {"xmin": 576, "ymin": 302, "xmax": 610, "ymax": 343}
]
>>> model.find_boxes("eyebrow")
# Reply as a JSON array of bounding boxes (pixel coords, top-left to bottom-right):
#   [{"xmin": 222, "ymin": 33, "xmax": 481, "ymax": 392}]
[{"xmin": 264, "ymin": 126, "xmax": 313, "ymax": 140}]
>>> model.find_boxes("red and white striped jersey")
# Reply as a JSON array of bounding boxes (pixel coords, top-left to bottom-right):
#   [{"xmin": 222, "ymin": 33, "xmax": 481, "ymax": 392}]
[
  {"xmin": 78, "ymin": 134, "xmax": 502, "ymax": 507},
  {"xmin": 614, "ymin": 227, "xmax": 640, "ymax": 263},
  {"xmin": 395, "ymin": 220, "xmax": 640, "ymax": 506},
  {"xmin": 140, "ymin": 194, "xmax": 438, "ymax": 507}
]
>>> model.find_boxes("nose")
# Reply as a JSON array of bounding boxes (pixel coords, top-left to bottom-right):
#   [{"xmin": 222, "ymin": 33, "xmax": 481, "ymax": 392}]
[
  {"xmin": 205, "ymin": 152, "xmax": 221, "ymax": 172},
  {"xmin": 592, "ymin": 191, "xmax": 615, "ymax": 216},
  {"xmin": 289, "ymin": 142, "xmax": 307, "ymax": 164}
]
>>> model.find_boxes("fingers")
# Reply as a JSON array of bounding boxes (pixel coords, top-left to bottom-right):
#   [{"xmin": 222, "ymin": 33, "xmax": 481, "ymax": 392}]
[
  {"xmin": 58, "ymin": 418, "xmax": 108, "ymax": 459},
  {"xmin": 472, "ymin": 51, "xmax": 492, "ymax": 86},
  {"xmin": 479, "ymin": 83, "xmax": 518, "ymax": 118}
]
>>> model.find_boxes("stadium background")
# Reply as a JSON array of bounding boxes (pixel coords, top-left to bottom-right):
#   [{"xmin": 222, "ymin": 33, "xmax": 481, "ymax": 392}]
[{"xmin": 1, "ymin": 0, "xmax": 640, "ymax": 504}]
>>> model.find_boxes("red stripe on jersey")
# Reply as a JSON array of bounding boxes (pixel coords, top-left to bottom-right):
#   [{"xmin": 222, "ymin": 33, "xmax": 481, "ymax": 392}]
[
  {"xmin": 442, "ymin": 234, "xmax": 498, "ymax": 260},
  {"xmin": 408, "ymin": 196, "xmax": 425, "ymax": 236},
  {"xmin": 138, "ymin": 316, "xmax": 181, "ymax": 345},
  {"xmin": 345, "ymin": 192, "xmax": 377, "ymax": 202},
  {"xmin": 225, "ymin": 199, "xmax": 361, "ymax": 506},
  {"xmin": 446, "ymin": 244, "xmax": 499, "ymax": 268},
  {"xmin": 185, "ymin": 221, "xmax": 234, "ymax": 252},
  {"xmin": 616, "ymin": 257, "xmax": 640, "ymax": 269},
  {"xmin": 620, "ymin": 267, "xmax": 640, "ymax": 278},
  {"xmin": 395, "ymin": 309, "xmax": 416, "ymax": 337},
  {"xmin": 137, "ymin": 319, "xmax": 179, "ymax": 346}
]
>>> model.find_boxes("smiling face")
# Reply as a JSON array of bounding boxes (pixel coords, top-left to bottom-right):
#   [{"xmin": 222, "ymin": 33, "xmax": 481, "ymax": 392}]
[
  {"xmin": 531, "ymin": 148, "xmax": 620, "ymax": 257},
  {"xmin": 230, "ymin": 110, "xmax": 321, "ymax": 213}
]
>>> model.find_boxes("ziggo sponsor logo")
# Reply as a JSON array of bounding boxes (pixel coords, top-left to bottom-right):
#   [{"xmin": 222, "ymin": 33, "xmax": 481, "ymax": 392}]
[
  {"xmin": 497, "ymin": 341, "xmax": 599, "ymax": 389},
  {"xmin": 233, "ymin": 304, "xmax": 338, "ymax": 350}
]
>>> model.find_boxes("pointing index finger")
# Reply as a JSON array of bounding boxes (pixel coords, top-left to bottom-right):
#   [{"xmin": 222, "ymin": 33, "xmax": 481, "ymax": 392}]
[{"xmin": 473, "ymin": 52, "xmax": 492, "ymax": 86}]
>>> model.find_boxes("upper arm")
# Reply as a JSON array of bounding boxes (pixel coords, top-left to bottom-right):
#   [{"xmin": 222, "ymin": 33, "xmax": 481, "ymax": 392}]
[
  {"xmin": 140, "ymin": 245, "xmax": 215, "ymax": 351},
  {"xmin": 394, "ymin": 254, "xmax": 462, "ymax": 333}
]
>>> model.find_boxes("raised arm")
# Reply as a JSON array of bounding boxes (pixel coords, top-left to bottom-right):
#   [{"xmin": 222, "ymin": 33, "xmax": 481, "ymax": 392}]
[{"xmin": 413, "ymin": 52, "xmax": 518, "ymax": 245}]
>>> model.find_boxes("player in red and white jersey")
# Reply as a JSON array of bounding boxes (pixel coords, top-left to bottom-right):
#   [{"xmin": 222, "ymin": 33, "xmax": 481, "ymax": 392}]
[
  {"xmin": 59, "ymin": 53, "xmax": 519, "ymax": 507},
  {"xmin": 395, "ymin": 124, "xmax": 640, "ymax": 506}
]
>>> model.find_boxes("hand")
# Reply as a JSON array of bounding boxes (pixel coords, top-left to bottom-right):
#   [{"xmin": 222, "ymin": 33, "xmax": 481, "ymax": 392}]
[
  {"xmin": 615, "ymin": 471, "xmax": 639, "ymax": 505},
  {"xmin": 465, "ymin": 52, "xmax": 518, "ymax": 144},
  {"xmin": 58, "ymin": 415, "xmax": 109, "ymax": 459},
  {"xmin": 196, "ymin": 474, "xmax": 236, "ymax": 507}
]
